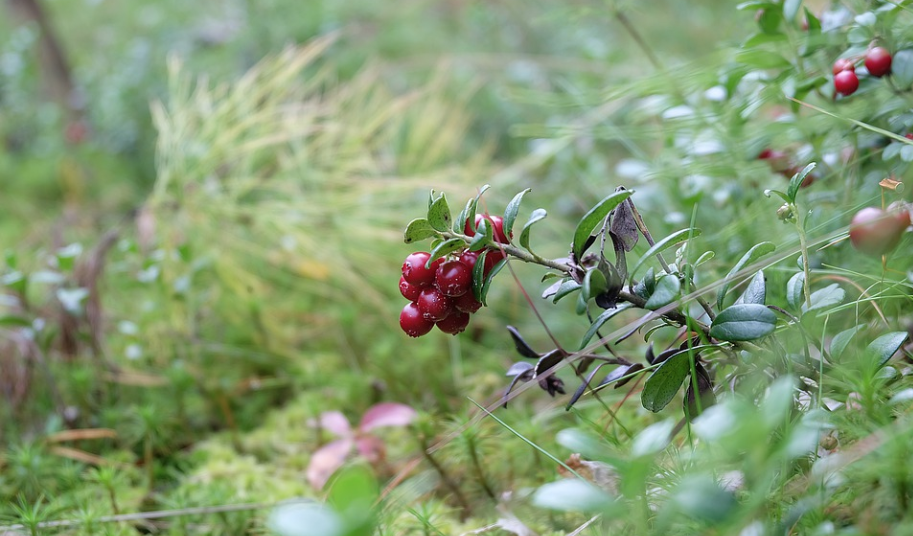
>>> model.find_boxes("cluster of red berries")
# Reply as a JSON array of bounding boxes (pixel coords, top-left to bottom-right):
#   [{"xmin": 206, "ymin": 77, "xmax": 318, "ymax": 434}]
[
  {"xmin": 833, "ymin": 46, "xmax": 892, "ymax": 97},
  {"xmin": 398, "ymin": 215, "xmax": 509, "ymax": 337}
]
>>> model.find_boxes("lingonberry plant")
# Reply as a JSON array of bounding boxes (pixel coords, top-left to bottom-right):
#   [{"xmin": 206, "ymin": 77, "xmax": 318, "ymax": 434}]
[{"xmin": 402, "ymin": 181, "xmax": 911, "ymax": 422}]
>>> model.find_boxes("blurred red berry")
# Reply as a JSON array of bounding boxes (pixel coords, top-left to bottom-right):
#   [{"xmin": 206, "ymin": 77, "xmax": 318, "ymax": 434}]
[
  {"xmin": 865, "ymin": 47, "xmax": 892, "ymax": 77},
  {"xmin": 834, "ymin": 70, "xmax": 859, "ymax": 96},
  {"xmin": 832, "ymin": 58, "xmax": 855, "ymax": 75}
]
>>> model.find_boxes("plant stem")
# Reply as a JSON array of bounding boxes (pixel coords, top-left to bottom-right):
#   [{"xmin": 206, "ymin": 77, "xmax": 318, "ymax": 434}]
[
  {"xmin": 793, "ymin": 206, "xmax": 813, "ymax": 308},
  {"xmin": 418, "ymin": 434, "xmax": 471, "ymax": 520}
]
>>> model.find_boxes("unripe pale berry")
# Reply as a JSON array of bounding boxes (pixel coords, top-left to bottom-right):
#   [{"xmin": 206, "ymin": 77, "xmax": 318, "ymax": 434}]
[{"xmin": 849, "ymin": 206, "xmax": 910, "ymax": 255}]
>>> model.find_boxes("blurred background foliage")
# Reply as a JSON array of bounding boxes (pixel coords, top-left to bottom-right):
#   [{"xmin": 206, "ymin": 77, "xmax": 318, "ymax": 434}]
[{"xmin": 1, "ymin": 0, "xmax": 912, "ymax": 534}]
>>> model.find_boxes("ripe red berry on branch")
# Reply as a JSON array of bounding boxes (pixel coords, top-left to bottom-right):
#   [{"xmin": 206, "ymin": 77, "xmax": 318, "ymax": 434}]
[
  {"xmin": 834, "ymin": 70, "xmax": 859, "ymax": 96},
  {"xmin": 865, "ymin": 47, "xmax": 892, "ymax": 77},
  {"xmin": 833, "ymin": 58, "xmax": 855, "ymax": 75}
]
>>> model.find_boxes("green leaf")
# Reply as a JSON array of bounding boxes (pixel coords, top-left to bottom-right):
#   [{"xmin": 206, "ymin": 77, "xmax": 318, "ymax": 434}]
[
  {"xmin": 582, "ymin": 267, "xmax": 608, "ymax": 302},
  {"xmin": 503, "ymin": 188, "xmax": 531, "ymax": 239},
  {"xmin": 787, "ymin": 162, "xmax": 816, "ymax": 201},
  {"xmin": 672, "ymin": 475, "xmax": 736, "ymax": 523},
  {"xmin": 893, "ymin": 50, "xmax": 913, "ymax": 89},
  {"xmin": 472, "ymin": 250, "xmax": 489, "ymax": 302},
  {"xmin": 644, "ymin": 274, "xmax": 681, "ymax": 310},
  {"xmin": 579, "ymin": 303, "xmax": 634, "ymax": 350},
  {"xmin": 532, "ymin": 479, "xmax": 616, "ymax": 513},
  {"xmin": 736, "ymin": 49, "xmax": 789, "ymax": 69},
  {"xmin": 553, "ymin": 279, "xmax": 582, "ymax": 304},
  {"xmin": 326, "ymin": 464, "xmax": 379, "ymax": 514},
  {"xmin": 783, "ymin": 0, "xmax": 801, "ymax": 21},
  {"xmin": 403, "ymin": 218, "xmax": 438, "ymax": 244},
  {"xmin": 519, "ymin": 208, "xmax": 548, "ymax": 253},
  {"xmin": 427, "ymin": 195, "xmax": 452, "ymax": 231},
  {"xmin": 786, "ymin": 272, "xmax": 805, "ymax": 310},
  {"xmin": 757, "ymin": 7, "xmax": 782, "ymax": 33},
  {"xmin": 716, "ymin": 242, "xmax": 776, "ymax": 309},
  {"xmin": 631, "ymin": 419, "xmax": 676, "ymax": 455},
  {"xmin": 695, "ymin": 251, "xmax": 715, "ymax": 266},
  {"xmin": 804, "ymin": 8, "xmax": 820, "ymax": 32},
  {"xmin": 867, "ymin": 332, "xmax": 910, "ymax": 368},
  {"xmin": 454, "ymin": 185, "xmax": 491, "ymax": 233},
  {"xmin": 572, "ymin": 189, "xmax": 634, "ymax": 260},
  {"xmin": 830, "ymin": 324, "xmax": 863, "ymax": 360},
  {"xmin": 801, "ymin": 283, "xmax": 845, "ymax": 315},
  {"xmin": 471, "ymin": 250, "xmax": 506, "ymax": 306},
  {"xmin": 764, "ymin": 188, "xmax": 791, "ymax": 203},
  {"xmin": 642, "ymin": 352, "xmax": 691, "ymax": 412},
  {"xmin": 468, "ymin": 219, "xmax": 493, "ymax": 251},
  {"xmin": 428, "ymin": 238, "xmax": 463, "ymax": 266},
  {"xmin": 0, "ymin": 315, "xmax": 32, "ymax": 328},
  {"xmin": 710, "ymin": 304, "xmax": 777, "ymax": 342},
  {"xmin": 628, "ymin": 228, "xmax": 701, "ymax": 284},
  {"xmin": 734, "ymin": 270, "xmax": 766, "ymax": 305}
]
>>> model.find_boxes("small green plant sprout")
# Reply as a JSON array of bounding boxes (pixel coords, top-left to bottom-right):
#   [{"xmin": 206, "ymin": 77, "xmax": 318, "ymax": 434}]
[{"xmin": 306, "ymin": 403, "xmax": 417, "ymax": 490}]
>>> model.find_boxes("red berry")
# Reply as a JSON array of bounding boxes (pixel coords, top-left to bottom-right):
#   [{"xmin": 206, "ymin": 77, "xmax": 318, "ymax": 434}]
[
  {"xmin": 483, "ymin": 249, "xmax": 506, "ymax": 274},
  {"xmin": 400, "ymin": 302, "xmax": 434, "ymax": 337},
  {"xmin": 906, "ymin": 133, "xmax": 913, "ymax": 140},
  {"xmin": 399, "ymin": 276, "xmax": 422, "ymax": 301},
  {"xmin": 465, "ymin": 214, "xmax": 510, "ymax": 243},
  {"xmin": 417, "ymin": 287, "xmax": 453, "ymax": 322},
  {"xmin": 436, "ymin": 311, "xmax": 470, "ymax": 335},
  {"xmin": 834, "ymin": 70, "xmax": 859, "ymax": 96},
  {"xmin": 453, "ymin": 291, "xmax": 482, "ymax": 314},
  {"xmin": 832, "ymin": 58, "xmax": 855, "ymax": 75},
  {"xmin": 459, "ymin": 249, "xmax": 481, "ymax": 270},
  {"xmin": 865, "ymin": 47, "xmax": 892, "ymax": 77},
  {"xmin": 402, "ymin": 252, "xmax": 442, "ymax": 287},
  {"xmin": 435, "ymin": 260, "xmax": 472, "ymax": 297},
  {"xmin": 849, "ymin": 207, "xmax": 909, "ymax": 256}
]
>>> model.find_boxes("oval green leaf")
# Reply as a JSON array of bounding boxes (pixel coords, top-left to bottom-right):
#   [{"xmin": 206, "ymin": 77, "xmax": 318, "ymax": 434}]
[
  {"xmin": 428, "ymin": 237, "xmax": 464, "ymax": 266},
  {"xmin": 716, "ymin": 242, "xmax": 776, "ymax": 309},
  {"xmin": 830, "ymin": 324, "xmax": 863, "ymax": 360},
  {"xmin": 579, "ymin": 303, "xmax": 634, "ymax": 350},
  {"xmin": 867, "ymin": 331, "xmax": 910, "ymax": 368},
  {"xmin": 786, "ymin": 271, "xmax": 805, "ymax": 310},
  {"xmin": 427, "ymin": 195, "xmax": 451, "ymax": 231},
  {"xmin": 644, "ymin": 274, "xmax": 681, "ymax": 310},
  {"xmin": 734, "ymin": 270, "xmax": 766, "ymax": 305},
  {"xmin": 520, "ymin": 208, "xmax": 548, "ymax": 253},
  {"xmin": 403, "ymin": 218, "xmax": 438, "ymax": 244},
  {"xmin": 572, "ymin": 189, "xmax": 634, "ymax": 260},
  {"xmin": 642, "ymin": 353, "xmax": 691, "ymax": 413},
  {"xmin": 709, "ymin": 304, "xmax": 777, "ymax": 342},
  {"xmin": 787, "ymin": 162, "xmax": 816, "ymax": 202},
  {"xmin": 801, "ymin": 283, "xmax": 845, "ymax": 315},
  {"xmin": 628, "ymin": 228, "xmax": 701, "ymax": 285},
  {"xmin": 503, "ymin": 188, "xmax": 531, "ymax": 238}
]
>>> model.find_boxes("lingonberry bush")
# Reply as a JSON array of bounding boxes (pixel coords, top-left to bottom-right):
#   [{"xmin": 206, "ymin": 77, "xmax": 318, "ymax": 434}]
[{"xmin": 404, "ymin": 182, "xmax": 910, "ymax": 416}]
